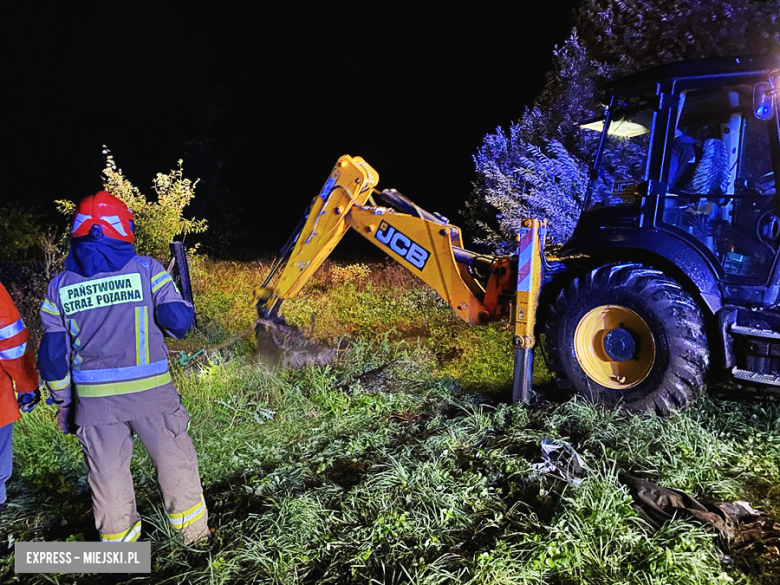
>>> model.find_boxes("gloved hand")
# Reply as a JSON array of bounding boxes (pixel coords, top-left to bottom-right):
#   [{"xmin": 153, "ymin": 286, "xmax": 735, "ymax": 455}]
[
  {"xmin": 17, "ymin": 389, "xmax": 41, "ymax": 413},
  {"xmin": 57, "ymin": 406, "xmax": 77, "ymax": 435}
]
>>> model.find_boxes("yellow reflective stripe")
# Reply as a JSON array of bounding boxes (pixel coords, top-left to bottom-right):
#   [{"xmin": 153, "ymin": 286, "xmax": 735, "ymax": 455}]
[
  {"xmin": 100, "ymin": 520, "xmax": 141, "ymax": 542},
  {"xmin": 135, "ymin": 307, "xmax": 140, "ymax": 365},
  {"xmin": 143, "ymin": 308, "xmax": 149, "ymax": 364},
  {"xmin": 168, "ymin": 494, "xmax": 206, "ymax": 529},
  {"xmin": 47, "ymin": 374, "xmax": 71, "ymax": 390},
  {"xmin": 151, "ymin": 276, "xmax": 173, "ymax": 293},
  {"xmin": 152, "ymin": 271, "xmax": 168, "ymax": 281},
  {"xmin": 134, "ymin": 307, "xmax": 149, "ymax": 365},
  {"xmin": 76, "ymin": 372, "xmax": 172, "ymax": 397},
  {"xmin": 170, "ymin": 495, "xmax": 203, "ymax": 520},
  {"xmin": 69, "ymin": 319, "xmax": 83, "ymax": 368},
  {"xmin": 182, "ymin": 506, "xmax": 206, "ymax": 529},
  {"xmin": 41, "ymin": 299, "xmax": 60, "ymax": 315}
]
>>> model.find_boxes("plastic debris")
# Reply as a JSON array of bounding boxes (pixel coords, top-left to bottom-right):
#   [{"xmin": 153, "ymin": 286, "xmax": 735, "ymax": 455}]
[{"xmin": 532, "ymin": 439, "xmax": 588, "ymax": 485}]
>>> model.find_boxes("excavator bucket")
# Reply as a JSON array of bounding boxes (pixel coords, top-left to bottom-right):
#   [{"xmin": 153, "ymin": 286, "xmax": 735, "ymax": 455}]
[{"xmin": 255, "ymin": 317, "xmax": 337, "ymax": 370}]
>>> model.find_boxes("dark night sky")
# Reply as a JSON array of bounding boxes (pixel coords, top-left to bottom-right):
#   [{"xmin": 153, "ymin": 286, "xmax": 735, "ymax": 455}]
[{"xmin": 0, "ymin": 3, "xmax": 580, "ymax": 258}]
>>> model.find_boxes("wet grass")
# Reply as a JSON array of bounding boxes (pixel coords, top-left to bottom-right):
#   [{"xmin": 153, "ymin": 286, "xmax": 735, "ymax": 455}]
[{"xmin": 1, "ymin": 260, "xmax": 779, "ymax": 584}]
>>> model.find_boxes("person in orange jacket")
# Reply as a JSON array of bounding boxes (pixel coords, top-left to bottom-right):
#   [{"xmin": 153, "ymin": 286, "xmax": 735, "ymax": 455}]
[{"xmin": 0, "ymin": 282, "xmax": 40, "ymax": 511}]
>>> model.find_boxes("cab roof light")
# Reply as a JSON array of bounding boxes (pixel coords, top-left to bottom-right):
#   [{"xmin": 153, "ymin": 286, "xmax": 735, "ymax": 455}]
[{"xmin": 580, "ymin": 119, "xmax": 650, "ymax": 138}]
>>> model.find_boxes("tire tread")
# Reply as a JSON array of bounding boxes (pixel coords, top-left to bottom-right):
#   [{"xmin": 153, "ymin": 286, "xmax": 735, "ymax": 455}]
[{"xmin": 543, "ymin": 263, "xmax": 709, "ymax": 415}]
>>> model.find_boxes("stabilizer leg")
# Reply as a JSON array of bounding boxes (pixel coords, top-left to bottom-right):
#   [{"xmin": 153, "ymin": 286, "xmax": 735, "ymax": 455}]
[
  {"xmin": 511, "ymin": 219, "xmax": 546, "ymax": 403},
  {"xmin": 512, "ymin": 347, "xmax": 534, "ymax": 403}
]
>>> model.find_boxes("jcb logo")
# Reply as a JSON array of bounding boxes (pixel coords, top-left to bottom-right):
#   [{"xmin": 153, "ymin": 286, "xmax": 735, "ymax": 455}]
[
  {"xmin": 375, "ymin": 222, "xmax": 430, "ymax": 270},
  {"xmin": 612, "ymin": 181, "xmax": 636, "ymax": 194}
]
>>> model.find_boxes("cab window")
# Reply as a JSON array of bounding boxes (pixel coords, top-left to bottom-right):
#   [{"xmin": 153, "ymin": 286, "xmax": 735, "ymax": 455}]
[
  {"xmin": 583, "ymin": 100, "xmax": 655, "ymax": 212},
  {"xmin": 660, "ymin": 83, "xmax": 777, "ymax": 284}
]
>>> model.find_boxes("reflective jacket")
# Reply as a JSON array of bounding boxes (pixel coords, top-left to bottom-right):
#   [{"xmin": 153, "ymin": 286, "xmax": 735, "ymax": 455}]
[
  {"xmin": 39, "ymin": 256, "xmax": 193, "ymax": 426},
  {"xmin": 0, "ymin": 282, "xmax": 38, "ymax": 428}
]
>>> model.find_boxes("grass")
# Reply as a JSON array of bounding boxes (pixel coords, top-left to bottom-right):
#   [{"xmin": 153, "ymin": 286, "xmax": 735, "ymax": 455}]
[
  {"xmin": 187, "ymin": 257, "xmax": 523, "ymax": 394},
  {"xmin": 1, "ymin": 259, "xmax": 779, "ymax": 584}
]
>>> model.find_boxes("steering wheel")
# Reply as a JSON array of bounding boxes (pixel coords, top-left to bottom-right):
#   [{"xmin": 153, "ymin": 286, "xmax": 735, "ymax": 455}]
[{"xmin": 748, "ymin": 171, "xmax": 776, "ymax": 195}]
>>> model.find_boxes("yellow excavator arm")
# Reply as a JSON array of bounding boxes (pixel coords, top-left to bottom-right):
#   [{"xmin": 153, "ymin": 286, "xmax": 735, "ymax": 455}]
[
  {"xmin": 254, "ymin": 155, "xmax": 547, "ymax": 402},
  {"xmin": 254, "ymin": 155, "xmax": 514, "ymax": 324}
]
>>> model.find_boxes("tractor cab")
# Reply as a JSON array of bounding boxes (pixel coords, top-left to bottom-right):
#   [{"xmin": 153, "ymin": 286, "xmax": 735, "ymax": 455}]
[
  {"xmin": 572, "ymin": 56, "xmax": 780, "ymax": 308},
  {"xmin": 547, "ymin": 57, "xmax": 780, "ymax": 408}
]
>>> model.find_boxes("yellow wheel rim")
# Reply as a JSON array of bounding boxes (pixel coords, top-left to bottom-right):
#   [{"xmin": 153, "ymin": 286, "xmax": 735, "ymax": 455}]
[{"xmin": 574, "ymin": 305, "xmax": 655, "ymax": 389}]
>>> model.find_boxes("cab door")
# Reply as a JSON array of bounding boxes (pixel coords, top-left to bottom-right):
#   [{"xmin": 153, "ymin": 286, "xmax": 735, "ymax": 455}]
[{"xmin": 658, "ymin": 80, "xmax": 779, "ymax": 286}]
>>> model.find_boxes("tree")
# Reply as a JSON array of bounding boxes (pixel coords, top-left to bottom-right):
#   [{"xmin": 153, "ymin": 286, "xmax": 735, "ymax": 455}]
[{"xmin": 466, "ymin": 0, "xmax": 780, "ymax": 249}]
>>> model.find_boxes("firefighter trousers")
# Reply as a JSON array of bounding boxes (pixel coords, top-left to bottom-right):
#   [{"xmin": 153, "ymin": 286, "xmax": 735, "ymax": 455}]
[{"xmin": 76, "ymin": 405, "xmax": 209, "ymax": 544}]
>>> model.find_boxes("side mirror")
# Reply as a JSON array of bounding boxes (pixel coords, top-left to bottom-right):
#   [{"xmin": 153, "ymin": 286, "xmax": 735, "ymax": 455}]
[{"xmin": 753, "ymin": 82, "xmax": 775, "ymax": 121}]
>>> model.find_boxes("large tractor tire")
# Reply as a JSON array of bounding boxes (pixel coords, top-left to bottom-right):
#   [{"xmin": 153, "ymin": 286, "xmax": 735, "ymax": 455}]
[{"xmin": 543, "ymin": 264, "xmax": 709, "ymax": 415}]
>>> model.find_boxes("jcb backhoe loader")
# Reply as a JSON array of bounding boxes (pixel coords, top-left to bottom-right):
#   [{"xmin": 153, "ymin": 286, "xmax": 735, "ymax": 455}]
[{"xmin": 255, "ymin": 55, "xmax": 780, "ymax": 415}]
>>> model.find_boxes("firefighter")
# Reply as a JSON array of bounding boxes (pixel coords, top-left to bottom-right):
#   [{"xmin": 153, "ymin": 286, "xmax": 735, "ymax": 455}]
[
  {"xmin": 38, "ymin": 191, "xmax": 209, "ymax": 544},
  {"xmin": 0, "ymin": 282, "xmax": 40, "ymax": 511}
]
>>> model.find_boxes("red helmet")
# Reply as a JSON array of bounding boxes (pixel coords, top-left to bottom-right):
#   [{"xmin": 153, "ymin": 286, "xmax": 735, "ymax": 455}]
[{"xmin": 71, "ymin": 191, "xmax": 135, "ymax": 243}]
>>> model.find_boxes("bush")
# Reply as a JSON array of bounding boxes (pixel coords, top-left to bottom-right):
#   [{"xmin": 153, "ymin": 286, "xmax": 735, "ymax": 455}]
[
  {"xmin": 56, "ymin": 148, "xmax": 207, "ymax": 260},
  {"xmin": 0, "ymin": 207, "xmax": 44, "ymax": 260}
]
